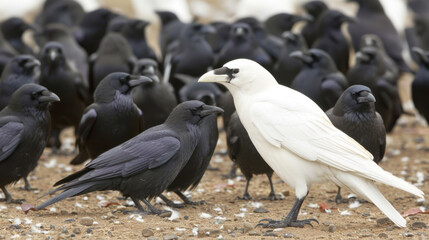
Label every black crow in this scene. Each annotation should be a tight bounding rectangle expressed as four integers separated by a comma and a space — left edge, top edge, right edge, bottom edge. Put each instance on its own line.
70, 72, 152, 165
226, 111, 277, 200
347, 46, 403, 132
347, 0, 411, 72
290, 49, 348, 111
206, 22, 231, 54
34, 24, 89, 87
312, 10, 354, 75
132, 59, 177, 130
178, 77, 222, 105
301, 0, 329, 47
156, 11, 187, 58
32, 101, 223, 215
215, 22, 272, 71
411, 47, 429, 122
90, 32, 136, 94
326, 85, 386, 203
0, 55, 40, 110
0, 84, 59, 203
218, 91, 235, 130
273, 32, 308, 87
39, 42, 89, 152
74, 8, 118, 54
35, 0, 84, 28
119, 19, 157, 61
0, 17, 35, 55
264, 13, 312, 38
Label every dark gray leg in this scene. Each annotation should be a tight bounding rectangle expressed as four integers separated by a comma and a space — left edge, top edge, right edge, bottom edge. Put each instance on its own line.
257, 193, 319, 228
335, 186, 348, 203
20, 177, 37, 191
142, 199, 171, 216
175, 191, 205, 205
159, 194, 185, 208
266, 173, 277, 201
238, 177, 252, 200
0, 186, 24, 204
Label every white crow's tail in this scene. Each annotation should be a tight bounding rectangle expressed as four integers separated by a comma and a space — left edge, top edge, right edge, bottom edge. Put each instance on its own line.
338, 174, 407, 227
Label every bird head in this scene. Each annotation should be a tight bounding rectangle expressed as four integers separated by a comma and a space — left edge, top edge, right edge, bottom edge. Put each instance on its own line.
265, 13, 313, 32
166, 100, 223, 125
333, 85, 376, 115
181, 23, 216, 42
360, 34, 385, 51
320, 10, 355, 30
8, 83, 60, 111
355, 46, 378, 64
290, 49, 336, 71
412, 47, 429, 68
94, 72, 152, 102
303, 1, 329, 18
4, 55, 41, 77
199, 59, 277, 95
121, 19, 150, 36
281, 31, 308, 49
41, 41, 66, 66
133, 59, 160, 83
230, 22, 254, 43
1, 17, 36, 38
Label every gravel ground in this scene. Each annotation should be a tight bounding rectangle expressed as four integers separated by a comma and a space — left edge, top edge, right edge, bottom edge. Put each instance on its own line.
0, 114, 428, 240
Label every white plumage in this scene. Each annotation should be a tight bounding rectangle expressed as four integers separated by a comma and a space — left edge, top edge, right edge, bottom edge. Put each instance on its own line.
199, 59, 424, 228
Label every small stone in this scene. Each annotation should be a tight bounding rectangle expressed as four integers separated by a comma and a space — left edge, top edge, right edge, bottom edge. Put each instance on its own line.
64, 218, 75, 223
403, 232, 414, 237
70, 233, 76, 237
284, 233, 295, 238
248, 231, 261, 236
412, 222, 427, 230
60, 210, 68, 215
358, 233, 373, 238
158, 211, 172, 218
9, 225, 22, 229
50, 225, 55, 230
211, 229, 222, 235
243, 222, 253, 233
72, 228, 81, 234
378, 233, 388, 238
264, 232, 278, 237
79, 217, 94, 226
61, 227, 68, 234
253, 207, 269, 213
184, 215, 189, 220
163, 234, 178, 240
86, 228, 94, 234
362, 213, 370, 217
328, 224, 336, 233
142, 228, 154, 237
376, 218, 392, 225
147, 237, 158, 240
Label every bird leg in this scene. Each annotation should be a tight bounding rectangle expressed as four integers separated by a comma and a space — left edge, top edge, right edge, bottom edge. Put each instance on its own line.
264, 174, 277, 201
0, 187, 24, 204
142, 199, 171, 216
257, 194, 318, 228
120, 197, 150, 215
334, 186, 348, 204
238, 178, 252, 200
159, 194, 185, 208
19, 177, 37, 191
175, 191, 205, 205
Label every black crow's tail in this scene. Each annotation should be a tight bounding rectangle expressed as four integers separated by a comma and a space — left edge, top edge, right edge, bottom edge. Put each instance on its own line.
70, 151, 90, 165
54, 168, 91, 186
35, 182, 95, 210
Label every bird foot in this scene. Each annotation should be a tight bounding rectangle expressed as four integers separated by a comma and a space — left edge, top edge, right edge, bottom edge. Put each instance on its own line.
206, 164, 219, 171
119, 209, 150, 215
0, 197, 25, 204
19, 186, 38, 191
237, 194, 252, 200
256, 218, 318, 228
333, 196, 349, 204
185, 200, 205, 206
165, 202, 185, 208
262, 193, 278, 201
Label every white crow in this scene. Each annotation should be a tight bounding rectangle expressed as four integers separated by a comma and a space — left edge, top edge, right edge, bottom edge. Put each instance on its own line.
198, 59, 424, 228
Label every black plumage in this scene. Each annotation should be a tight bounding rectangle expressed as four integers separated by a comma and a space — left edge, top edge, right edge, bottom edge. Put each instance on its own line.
34, 24, 89, 88
0, 31, 17, 74
132, 59, 177, 130
39, 42, 89, 151
215, 22, 272, 70
74, 8, 118, 55
35, 0, 84, 28
312, 10, 354, 74
90, 32, 136, 94
119, 19, 157, 61
301, 0, 328, 47
179, 79, 222, 105
326, 85, 386, 202
206, 21, 231, 54
347, 46, 403, 132
0, 17, 35, 55
290, 49, 348, 111
347, 0, 411, 72
218, 91, 235, 130
156, 11, 187, 58
226, 111, 277, 200
70, 72, 152, 165
273, 32, 308, 87
0, 84, 59, 203
411, 47, 429, 122
34, 101, 223, 215
264, 13, 312, 38
0, 55, 40, 110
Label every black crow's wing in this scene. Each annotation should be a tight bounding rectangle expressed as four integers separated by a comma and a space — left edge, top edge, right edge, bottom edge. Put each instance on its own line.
76, 108, 97, 148
0, 117, 24, 162
321, 72, 348, 108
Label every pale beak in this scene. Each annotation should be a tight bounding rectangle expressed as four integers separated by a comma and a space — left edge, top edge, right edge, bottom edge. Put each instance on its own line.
198, 68, 229, 83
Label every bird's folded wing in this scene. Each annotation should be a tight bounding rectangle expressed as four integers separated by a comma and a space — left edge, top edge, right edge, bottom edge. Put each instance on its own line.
80, 132, 180, 181
0, 118, 24, 162
249, 99, 400, 181
76, 108, 97, 147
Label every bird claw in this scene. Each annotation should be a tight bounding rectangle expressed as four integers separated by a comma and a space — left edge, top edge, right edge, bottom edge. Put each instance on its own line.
262, 193, 278, 201
0, 198, 25, 204
19, 186, 38, 191
187, 200, 205, 206
256, 218, 319, 228
237, 193, 252, 200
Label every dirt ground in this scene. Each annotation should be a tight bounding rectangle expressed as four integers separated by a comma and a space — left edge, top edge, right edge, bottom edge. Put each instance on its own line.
0, 112, 428, 240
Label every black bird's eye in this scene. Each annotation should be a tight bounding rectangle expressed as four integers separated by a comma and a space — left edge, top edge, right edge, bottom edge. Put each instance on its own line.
19, 59, 28, 66
31, 91, 39, 100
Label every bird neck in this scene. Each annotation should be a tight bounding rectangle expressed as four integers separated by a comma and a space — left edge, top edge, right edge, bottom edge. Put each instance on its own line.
357, 0, 385, 14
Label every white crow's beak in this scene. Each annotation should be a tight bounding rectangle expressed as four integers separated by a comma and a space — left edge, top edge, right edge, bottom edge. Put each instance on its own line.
198, 69, 227, 83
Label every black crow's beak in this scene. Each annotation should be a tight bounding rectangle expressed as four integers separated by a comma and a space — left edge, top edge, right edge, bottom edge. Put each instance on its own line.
128, 75, 153, 87
355, 51, 370, 62
39, 90, 60, 103
25, 59, 41, 69
412, 47, 429, 65
290, 51, 313, 64
357, 91, 376, 103
282, 31, 296, 41
200, 105, 224, 117
141, 65, 160, 83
